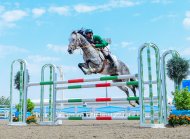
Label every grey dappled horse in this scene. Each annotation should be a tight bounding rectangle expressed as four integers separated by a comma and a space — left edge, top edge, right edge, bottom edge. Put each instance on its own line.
67, 31, 139, 106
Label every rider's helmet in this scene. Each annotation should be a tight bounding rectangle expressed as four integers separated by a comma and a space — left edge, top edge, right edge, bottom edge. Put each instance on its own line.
85, 29, 93, 35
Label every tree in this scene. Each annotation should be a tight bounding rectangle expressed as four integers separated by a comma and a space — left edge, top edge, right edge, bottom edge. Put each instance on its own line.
16, 99, 35, 112
0, 96, 10, 108
166, 55, 189, 90
14, 71, 30, 90
14, 71, 34, 112
173, 88, 190, 110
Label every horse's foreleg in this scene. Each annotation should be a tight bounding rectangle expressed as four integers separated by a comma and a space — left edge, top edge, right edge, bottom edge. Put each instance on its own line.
78, 63, 91, 75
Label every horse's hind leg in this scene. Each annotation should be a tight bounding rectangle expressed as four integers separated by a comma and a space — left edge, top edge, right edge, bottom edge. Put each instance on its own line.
128, 78, 139, 105
117, 86, 136, 107
128, 85, 139, 105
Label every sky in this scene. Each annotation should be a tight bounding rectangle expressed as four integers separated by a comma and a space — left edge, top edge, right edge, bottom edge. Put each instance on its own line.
0, 0, 190, 103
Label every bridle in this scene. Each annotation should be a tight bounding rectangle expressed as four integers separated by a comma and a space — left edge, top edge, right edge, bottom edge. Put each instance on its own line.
70, 32, 83, 50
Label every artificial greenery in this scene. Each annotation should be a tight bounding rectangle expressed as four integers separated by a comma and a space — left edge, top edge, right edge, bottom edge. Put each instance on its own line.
173, 88, 190, 110
166, 55, 189, 89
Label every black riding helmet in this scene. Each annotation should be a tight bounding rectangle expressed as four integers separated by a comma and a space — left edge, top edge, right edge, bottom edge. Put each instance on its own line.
85, 29, 93, 35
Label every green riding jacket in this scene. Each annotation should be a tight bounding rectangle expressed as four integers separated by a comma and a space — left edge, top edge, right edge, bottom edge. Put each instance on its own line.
92, 35, 108, 48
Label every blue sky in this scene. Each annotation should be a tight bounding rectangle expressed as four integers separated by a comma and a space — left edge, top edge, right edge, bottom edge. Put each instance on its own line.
0, 0, 190, 102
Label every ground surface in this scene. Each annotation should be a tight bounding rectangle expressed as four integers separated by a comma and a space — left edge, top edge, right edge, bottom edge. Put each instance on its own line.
0, 120, 190, 139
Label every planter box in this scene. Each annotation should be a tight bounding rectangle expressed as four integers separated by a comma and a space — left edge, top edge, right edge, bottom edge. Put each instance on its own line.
171, 110, 190, 116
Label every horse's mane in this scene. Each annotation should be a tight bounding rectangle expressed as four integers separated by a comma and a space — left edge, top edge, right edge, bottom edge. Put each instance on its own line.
70, 30, 90, 46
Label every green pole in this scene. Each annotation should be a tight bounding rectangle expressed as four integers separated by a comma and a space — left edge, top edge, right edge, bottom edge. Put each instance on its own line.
19, 62, 24, 122
147, 46, 154, 124
49, 66, 53, 121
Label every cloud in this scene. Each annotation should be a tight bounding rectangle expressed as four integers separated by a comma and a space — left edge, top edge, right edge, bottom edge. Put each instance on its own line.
186, 37, 190, 41
49, 6, 70, 16
160, 47, 175, 54
1, 10, 28, 22
120, 41, 133, 48
32, 8, 46, 18
181, 47, 190, 56
62, 65, 78, 73
0, 5, 5, 13
0, 44, 28, 58
151, 0, 173, 4
151, 13, 177, 22
47, 43, 81, 55
74, 5, 97, 13
47, 44, 68, 53
113, 41, 137, 50
27, 55, 60, 63
183, 11, 190, 29
74, 0, 139, 13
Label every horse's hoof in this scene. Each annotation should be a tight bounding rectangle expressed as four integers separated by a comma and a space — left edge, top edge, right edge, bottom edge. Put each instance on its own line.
86, 71, 91, 75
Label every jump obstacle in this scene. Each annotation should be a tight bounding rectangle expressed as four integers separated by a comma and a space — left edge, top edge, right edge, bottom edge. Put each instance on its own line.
9, 43, 179, 128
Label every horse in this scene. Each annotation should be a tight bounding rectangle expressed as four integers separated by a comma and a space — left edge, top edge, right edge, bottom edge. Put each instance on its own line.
67, 31, 139, 106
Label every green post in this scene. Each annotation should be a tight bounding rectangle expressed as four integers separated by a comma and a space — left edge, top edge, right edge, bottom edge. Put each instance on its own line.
49, 66, 53, 121
147, 46, 154, 124
19, 62, 24, 122
40, 64, 57, 125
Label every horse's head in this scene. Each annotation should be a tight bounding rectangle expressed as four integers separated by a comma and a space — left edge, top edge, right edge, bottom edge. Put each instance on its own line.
68, 31, 81, 54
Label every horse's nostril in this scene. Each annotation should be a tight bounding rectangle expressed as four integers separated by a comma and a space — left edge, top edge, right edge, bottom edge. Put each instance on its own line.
68, 49, 72, 54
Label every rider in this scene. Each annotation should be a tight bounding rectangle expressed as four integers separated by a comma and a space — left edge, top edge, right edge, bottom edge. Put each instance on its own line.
84, 29, 117, 68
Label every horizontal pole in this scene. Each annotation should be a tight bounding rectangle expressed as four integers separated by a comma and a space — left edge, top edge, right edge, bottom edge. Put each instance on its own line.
55, 74, 138, 84
56, 116, 140, 120
57, 97, 160, 103
56, 81, 139, 90
56, 116, 158, 121
27, 77, 156, 88
27, 74, 138, 87
56, 97, 159, 105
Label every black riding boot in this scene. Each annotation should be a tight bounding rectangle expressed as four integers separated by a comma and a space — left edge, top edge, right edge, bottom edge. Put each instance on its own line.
106, 54, 116, 68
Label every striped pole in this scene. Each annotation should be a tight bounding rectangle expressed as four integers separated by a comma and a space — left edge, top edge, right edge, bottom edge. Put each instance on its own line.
56, 96, 158, 103
56, 116, 160, 121
49, 66, 53, 121
56, 81, 138, 90
28, 74, 137, 87
147, 46, 154, 124
57, 116, 140, 120
19, 62, 24, 122
161, 50, 179, 125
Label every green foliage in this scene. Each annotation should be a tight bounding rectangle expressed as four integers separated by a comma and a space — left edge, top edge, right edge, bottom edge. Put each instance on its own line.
0, 96, 10, 108
166, 55, 189, 88
16, 99, 35, 112
173, 88, 190, 110
27, 99, 35, 112
14, 71, 30, 90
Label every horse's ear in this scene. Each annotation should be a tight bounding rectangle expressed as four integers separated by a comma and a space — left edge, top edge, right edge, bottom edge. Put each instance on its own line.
71, 30, 77, 34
